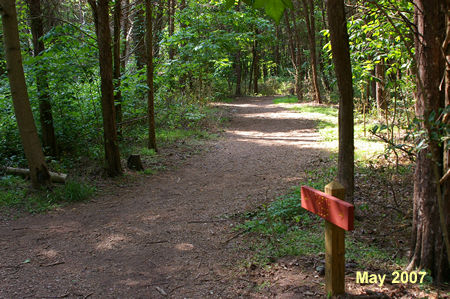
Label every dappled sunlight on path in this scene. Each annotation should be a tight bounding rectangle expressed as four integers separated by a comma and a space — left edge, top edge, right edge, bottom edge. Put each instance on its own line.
0, 96, 332, 298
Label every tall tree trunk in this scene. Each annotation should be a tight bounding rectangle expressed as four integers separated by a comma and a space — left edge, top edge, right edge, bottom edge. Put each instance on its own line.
0, 0, 51, 188
248, 51, 253, 93
302, 0, 322, 103
444, 2, 450, 259
113, 0, 122, 131
133, 0, 146, 69
285, 9, 303, 102
153, 0, 164, 58
27, 0, 57, 157
319, 1, 331, 92
292, 9, 305, 102
375, 58, 387, 117
145, 0, 157, 151
253, 36, 259, 94
235, 49, 242, 96
121, 0, 130, 70
327, 0, 354, 203
168, 0, 176, 60
408, 0, 449, 281
89, 0, 123, 176
274, 24, 280, 76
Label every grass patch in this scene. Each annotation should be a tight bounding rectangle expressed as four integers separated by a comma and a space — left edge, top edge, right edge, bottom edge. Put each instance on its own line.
140, 147, 157, 156
157, 128, 216, 143
218, 97, 234, 103
142, 168, 157, 175
289, 105, 338, 117
238, 186, 323, 265
240, 103, 407, 272
239, 165, 407, 270
284, 105, 385, 161
272, 96, 298, 104
0, 175, 95, 214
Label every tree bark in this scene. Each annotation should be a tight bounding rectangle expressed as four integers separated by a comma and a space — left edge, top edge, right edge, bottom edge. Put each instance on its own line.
145, 0, 157, 151
27, 0, 57, 157
375, 58, 387, 117
327, 0, 354, 203
319, 1, 331, 92
89, 0, 123, 176
408, 0, 448, 281
274, 24, 280, 76
253, 35, 259, 94
0, 0, 51, 188
285, 10, 303, 102
168, 0, 176, 60
444, 3, 450, 263
302, 0, 322, 103
133, 0, 146, 69
153, 0, 164, 59
291, 9, 304, 102
121, 0, 130, 70
235, 49, 242, 96
113, 0, 122, 131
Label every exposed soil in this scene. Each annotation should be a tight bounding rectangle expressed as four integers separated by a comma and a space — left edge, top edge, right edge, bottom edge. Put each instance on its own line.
0, 97, 446, 298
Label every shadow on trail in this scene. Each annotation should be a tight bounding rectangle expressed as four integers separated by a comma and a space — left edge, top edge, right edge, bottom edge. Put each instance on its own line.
0, 96, 337, 298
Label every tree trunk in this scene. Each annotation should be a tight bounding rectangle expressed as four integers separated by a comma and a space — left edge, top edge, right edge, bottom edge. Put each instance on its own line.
121, 0, 130, 70
168, 0, 176, 60
274, 24, 280, 76
253, 36, 259, 94
235, 49, 242, 96
113, 0, 122, 131
285, 11, 302, 102
327, 0, 354, 203
133, 0, 146, 69
302, 0, 322, 103
153, 0, 164, 59
145, 0, 157, 151
444, 3, 450, 261
319, 2, 331, 92
292, 9, 305, 102
408, 0, 448, 281
248, 50, 253, 93
0, 0, 51, 188
375, 58, 387, 117
89, 0, 123, 176
27, 0, 57, 157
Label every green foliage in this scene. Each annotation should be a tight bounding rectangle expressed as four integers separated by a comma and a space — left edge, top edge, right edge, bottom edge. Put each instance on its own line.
225, 0, 293, 23
0, 175, 95, 214
240, 162, 410, 269
258, 77, 288, 95
140, 148, 157, 156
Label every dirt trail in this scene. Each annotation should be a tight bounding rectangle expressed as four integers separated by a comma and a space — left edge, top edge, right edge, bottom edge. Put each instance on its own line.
0, 96, 330, 298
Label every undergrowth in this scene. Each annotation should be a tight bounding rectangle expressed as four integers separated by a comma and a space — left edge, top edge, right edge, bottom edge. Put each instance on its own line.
0, 175, 95, 214
240, 102, 412, 273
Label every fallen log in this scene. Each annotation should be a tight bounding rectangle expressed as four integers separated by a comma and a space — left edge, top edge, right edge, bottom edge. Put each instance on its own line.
2, 167, 67, 184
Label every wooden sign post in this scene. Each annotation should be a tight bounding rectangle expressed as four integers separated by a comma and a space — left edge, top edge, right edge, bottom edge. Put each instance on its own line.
301, 181, 354, 296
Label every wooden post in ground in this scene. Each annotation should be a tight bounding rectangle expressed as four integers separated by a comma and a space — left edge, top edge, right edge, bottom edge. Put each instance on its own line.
324, 181, 346, 296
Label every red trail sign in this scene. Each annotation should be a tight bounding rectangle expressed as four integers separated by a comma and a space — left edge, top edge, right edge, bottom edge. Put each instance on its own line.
301, 186, 354, 231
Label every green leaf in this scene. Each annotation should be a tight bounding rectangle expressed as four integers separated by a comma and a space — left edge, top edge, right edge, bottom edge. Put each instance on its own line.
253, 0, 292, 23
224, 0, 236, 10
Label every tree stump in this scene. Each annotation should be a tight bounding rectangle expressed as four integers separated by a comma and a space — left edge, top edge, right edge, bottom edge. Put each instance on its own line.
127, 154, 144, 171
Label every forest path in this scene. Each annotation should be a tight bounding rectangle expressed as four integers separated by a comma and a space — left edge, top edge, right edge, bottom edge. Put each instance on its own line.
0, 96, 330, 298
